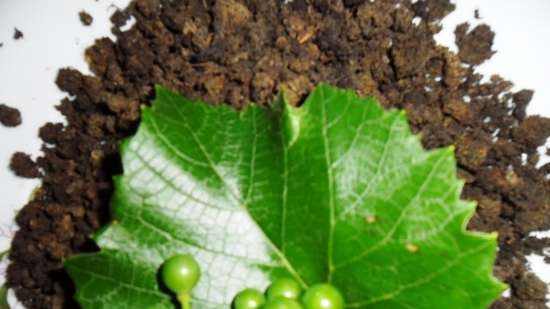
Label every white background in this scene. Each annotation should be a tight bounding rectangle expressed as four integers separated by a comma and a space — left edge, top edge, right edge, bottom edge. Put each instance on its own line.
0, 0, 548, 307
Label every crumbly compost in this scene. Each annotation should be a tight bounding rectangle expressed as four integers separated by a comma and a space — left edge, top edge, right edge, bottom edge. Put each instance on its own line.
9, 152, 41, 179
455, 22, 495, 65
78, 11, 94, 26
0, 103, 22, 127
7, 1, 550, 309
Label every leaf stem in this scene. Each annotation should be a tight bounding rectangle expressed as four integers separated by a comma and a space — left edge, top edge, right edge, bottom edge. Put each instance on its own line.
177, 293, 191, 309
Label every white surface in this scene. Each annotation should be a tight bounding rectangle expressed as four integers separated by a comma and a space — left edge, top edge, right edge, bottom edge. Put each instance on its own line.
0, 0, 548, 307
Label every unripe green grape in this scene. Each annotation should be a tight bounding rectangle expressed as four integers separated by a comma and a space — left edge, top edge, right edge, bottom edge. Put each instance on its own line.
233, 288, 266, 309
302, 284, 344, 309
161, 254, 201, 295
263, 297, 304, 309
266, 278, 302, 300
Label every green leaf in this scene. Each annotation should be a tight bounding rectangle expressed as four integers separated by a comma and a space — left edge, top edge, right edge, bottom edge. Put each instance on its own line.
0, 285, 8, 309
1, 251, 10, 309
65, 84, 505, 309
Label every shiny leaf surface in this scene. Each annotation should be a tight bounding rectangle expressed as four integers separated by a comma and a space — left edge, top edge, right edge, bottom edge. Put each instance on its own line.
66, 85, 505, 309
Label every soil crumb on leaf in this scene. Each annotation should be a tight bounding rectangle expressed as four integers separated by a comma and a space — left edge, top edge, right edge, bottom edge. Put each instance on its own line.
0, 103, 22, 127
79, 11, 94, 26
6, 1, 550, 309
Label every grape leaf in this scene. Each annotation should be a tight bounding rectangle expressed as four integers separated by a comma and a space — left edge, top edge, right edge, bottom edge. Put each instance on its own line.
65, 84, 506, 309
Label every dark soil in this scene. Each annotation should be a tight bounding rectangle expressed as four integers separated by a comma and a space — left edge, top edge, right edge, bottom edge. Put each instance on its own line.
10, 152, 41, 179
78, 11, 94, 26
6, 1, 550, 309
475, 9, 481, 19
0, 103, 22, 127
13, 28, 23, 40
455, 23, 496, 65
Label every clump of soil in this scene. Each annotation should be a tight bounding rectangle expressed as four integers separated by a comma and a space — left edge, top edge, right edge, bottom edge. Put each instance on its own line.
13, 28, 23, 40
0, 103, 22, 127
9, 152, 41, 179
455, 23, 496, 65
78, 11, 93, 26
6, 1, 550, 309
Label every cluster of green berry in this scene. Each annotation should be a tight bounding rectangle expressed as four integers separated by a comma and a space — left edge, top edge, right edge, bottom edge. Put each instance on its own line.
234, 278, 344, 309
160, 254, 344, 309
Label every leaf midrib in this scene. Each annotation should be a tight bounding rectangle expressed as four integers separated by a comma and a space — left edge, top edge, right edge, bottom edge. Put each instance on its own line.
319, 89, 337, 283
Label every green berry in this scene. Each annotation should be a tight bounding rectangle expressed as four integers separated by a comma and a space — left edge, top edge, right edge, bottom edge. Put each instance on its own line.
302, 284, 344, 309
161, 254, 201, 295
267, 278, 303, 300
263, 298, 303, 309
233, 288, 266, 309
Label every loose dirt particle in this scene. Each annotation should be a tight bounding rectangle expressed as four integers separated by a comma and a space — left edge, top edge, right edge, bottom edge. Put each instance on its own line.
512, 116, 550, 149
0, 103, 22, 127
455, 23, 496, 65
79, 11, 94, 26
513, 89, 534, 120
6, 1, 549, 309
10, 152, 40, 178
13, 28, 23, 40
475, 9, 481, 19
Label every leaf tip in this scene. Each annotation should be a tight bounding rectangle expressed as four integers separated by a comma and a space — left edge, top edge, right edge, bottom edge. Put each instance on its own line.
497, 281, 509, 293
315, 82, 334, 91
277, 84, 290, 104
154, 84, 170, 95
414, 133, 423, 143
91, 222, 113, 243
282, 102, 302, 148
